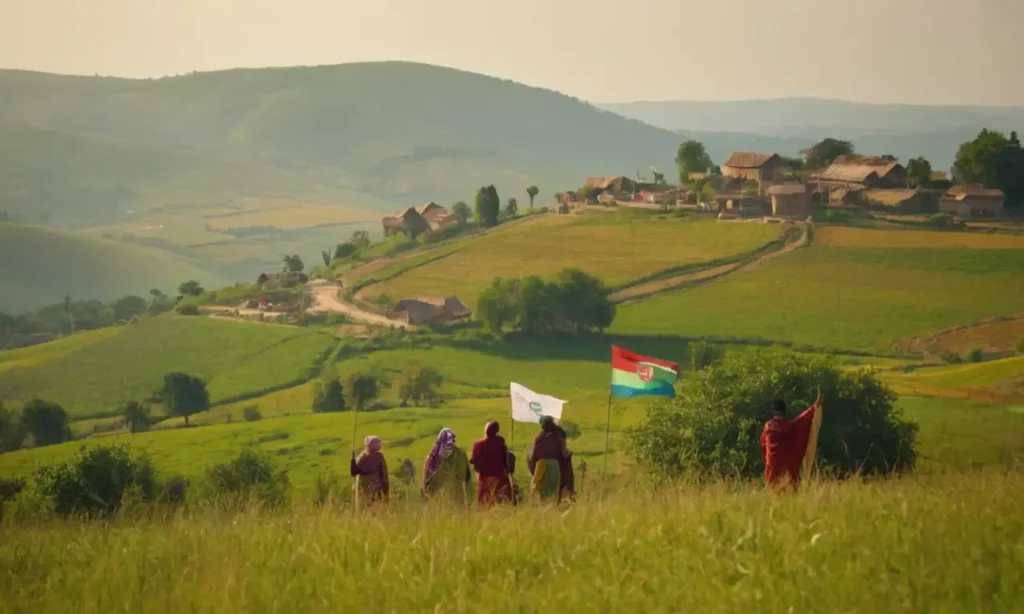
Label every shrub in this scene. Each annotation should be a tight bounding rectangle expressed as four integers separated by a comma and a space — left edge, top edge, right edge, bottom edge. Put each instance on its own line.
312, 379, 346, 413
313, 474, 344, 506
243, 405, 263, 422
175, 305, 200, 316
122, 400, 151, 433
21, 399, 71, 447
206, 448, 289, 506
0, 402, 26, 452
967, 347, 984, 363
34, 445, 156, 517
627, 352, 918, 480
398, 363, 445, 407
346, 372, 385, 412
939, 351, 963, 364
689, 341, 726, 371
159, 476, 189, 506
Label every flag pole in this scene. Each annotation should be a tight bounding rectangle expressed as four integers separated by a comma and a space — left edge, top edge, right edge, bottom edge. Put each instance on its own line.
508, 400, 517, 505
602, 388, 613, 486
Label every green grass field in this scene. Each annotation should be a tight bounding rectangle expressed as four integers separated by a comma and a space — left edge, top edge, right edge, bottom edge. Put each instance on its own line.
358, 213, 785, 304
0, 316, 337, 417
613, 232, 1024, 350
2, 472, 1021, 613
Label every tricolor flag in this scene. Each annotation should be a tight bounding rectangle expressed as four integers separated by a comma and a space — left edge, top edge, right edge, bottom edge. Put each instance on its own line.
610, 345, 680, 398
510, 382, 566, 423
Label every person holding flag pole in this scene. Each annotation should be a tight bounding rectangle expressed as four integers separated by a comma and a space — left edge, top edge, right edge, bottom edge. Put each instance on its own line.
604, 346, 681, 481
509, 383, 569, 502
761, 387, 824, 491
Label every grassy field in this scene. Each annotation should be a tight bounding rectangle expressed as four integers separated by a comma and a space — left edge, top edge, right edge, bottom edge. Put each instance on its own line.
880, 356, 1024, 403
0, 316, 337, 417
614, 228, 1024, 350
358, 213, 785, 304
0, 222, 226, 312
1, 472, 1022, 613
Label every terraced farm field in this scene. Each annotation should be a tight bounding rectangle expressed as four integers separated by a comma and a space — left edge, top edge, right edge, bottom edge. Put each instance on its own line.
614, 227, 1024, 350
0, 316, 337, 416
357, 213, 786, 305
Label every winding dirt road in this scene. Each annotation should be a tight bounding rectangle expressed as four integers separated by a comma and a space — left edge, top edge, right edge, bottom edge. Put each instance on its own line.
306, 280, 410, 329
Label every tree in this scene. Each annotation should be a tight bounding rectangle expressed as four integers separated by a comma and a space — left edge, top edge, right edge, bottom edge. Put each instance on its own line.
351, 230, 371, 249
452, 201, 472, 225
320, 250, 331, 267
0, 402, 26, 452
121, 401, 151, 433
158, 372, 209, 427
505, 197, 518, 217
111, 295, 148, 322
550, 268, 616, 334
334, 242, 358, 260
312, 379, 346, 413
476, 277, 520, 334
627, 353, 918, 479
804, 138, 854, 169
906, 157, 933, 188
675, 140, 713, 184
21, 400, 72, 446
779, 156, 805, 171
398, 363, 445, 407
282, 254, 304, 273
475, 185, 501, 227
178, 280, 204, 297
148, 289, 174, 316
526, 185, 539, 208
953, 129, 1024, 206
346, 372, 383, 412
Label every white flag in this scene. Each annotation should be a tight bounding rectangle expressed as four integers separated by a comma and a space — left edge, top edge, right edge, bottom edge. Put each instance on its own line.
509, 382, 566, 423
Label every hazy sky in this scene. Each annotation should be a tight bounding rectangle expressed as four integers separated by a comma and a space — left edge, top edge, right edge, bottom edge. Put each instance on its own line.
2, 0, 1022, 105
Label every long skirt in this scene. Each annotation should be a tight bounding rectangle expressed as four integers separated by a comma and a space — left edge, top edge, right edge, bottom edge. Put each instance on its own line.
477, 475, 513, 506
531, 458, 561, 502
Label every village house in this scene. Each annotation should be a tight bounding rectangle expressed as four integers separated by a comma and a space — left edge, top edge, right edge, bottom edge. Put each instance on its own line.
766, 183, 812, 218
382, 206, 430, 238
721, 152, 783, 183
939, 184, 1005, 219
416, 202, 456, 231
256, 271, 308, 290
714, 194, 770, 216
811, 155, 907, 189
584, 176, 636, 198
862, 188, 938, 214
829, 184, 866, 206
387, 296, 472, 326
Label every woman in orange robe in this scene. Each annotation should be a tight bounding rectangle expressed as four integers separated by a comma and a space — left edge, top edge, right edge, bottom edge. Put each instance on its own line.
760, 390, 822, 490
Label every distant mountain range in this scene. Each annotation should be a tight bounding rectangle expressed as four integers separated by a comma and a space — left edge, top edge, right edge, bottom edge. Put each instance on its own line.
598, 98, 1024, 169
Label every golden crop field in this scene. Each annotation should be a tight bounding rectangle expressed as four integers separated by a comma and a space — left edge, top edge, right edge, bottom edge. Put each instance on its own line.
362, 214, 784, 304
203, 202, 378, 230
814, 225, 1024, 249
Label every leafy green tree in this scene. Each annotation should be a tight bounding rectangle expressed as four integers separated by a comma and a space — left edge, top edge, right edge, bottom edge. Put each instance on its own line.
121, 400, 151, 433
398, 363, 445, 407
550, 268, 615, 334
282, 254, 304, 273
334, 242, 358, 259
906, 157, 933, 188
514, 276, 558, 336
178, 280, 204, 297
158, 372, 209, 427
452, 201, 472, 225
476, 277, 520, 334
953, 129, 1024, 206
346, 372, 383, 412
475, 185, 501, 227
312, 378, 346, 413
627, 353, 918, 479
804, 138, 854, 169
111, 295, 148, 322
148, 289, 174, 316
351, 230, 371, 249
526, 185, 539, 208
21, 399, 72, 446
505, 197, 518, 217
675, 140, 713, 184
0, 402, 26, 452
779, 156, 805, 171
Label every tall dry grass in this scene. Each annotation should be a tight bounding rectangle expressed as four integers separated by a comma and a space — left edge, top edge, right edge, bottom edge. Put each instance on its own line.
2, 471, 1022, 613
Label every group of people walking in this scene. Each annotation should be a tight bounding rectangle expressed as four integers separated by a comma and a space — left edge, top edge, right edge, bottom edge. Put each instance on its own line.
349, 416, 575, 507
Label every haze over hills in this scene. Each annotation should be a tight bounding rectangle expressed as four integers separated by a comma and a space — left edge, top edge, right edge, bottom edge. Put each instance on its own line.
598, 98, 1024, 169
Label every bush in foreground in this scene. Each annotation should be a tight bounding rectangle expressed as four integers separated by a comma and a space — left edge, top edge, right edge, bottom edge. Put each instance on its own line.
34, 445, 156, 517
627, 352, 918, 479
206, 448, 289, 506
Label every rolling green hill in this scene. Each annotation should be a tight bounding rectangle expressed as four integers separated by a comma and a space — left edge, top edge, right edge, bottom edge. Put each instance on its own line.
0, 222, 226, 311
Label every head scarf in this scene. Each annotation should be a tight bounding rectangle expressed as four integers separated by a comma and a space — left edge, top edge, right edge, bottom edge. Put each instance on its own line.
539, 415, 556, 433
485, 420, 500, 438
364, 435, 382, 453
425, 428, 456, 480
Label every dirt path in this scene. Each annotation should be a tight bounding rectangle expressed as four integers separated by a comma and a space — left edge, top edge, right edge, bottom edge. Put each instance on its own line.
611, 223, 810, 304
306, 280, 409, 329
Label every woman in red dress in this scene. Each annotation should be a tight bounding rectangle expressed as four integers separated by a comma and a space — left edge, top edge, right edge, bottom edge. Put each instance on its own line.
470, 420, 514, 506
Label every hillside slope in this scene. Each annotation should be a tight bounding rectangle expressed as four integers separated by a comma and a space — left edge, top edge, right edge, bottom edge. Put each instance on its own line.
0, 222, 226, 311
0, 62, 686, 217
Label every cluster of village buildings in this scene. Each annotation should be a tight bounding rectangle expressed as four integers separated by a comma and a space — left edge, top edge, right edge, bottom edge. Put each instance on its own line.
574, 152, 1006, 220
